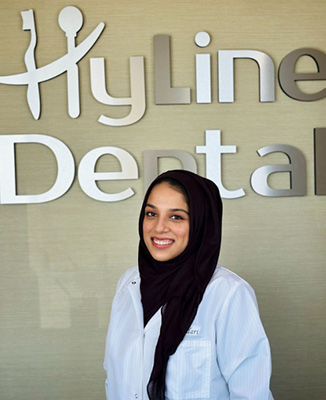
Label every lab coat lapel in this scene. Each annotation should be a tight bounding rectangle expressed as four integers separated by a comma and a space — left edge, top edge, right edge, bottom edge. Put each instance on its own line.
128, 276, 144, 332
144, 308, 162, 333
127, 274, 162, 334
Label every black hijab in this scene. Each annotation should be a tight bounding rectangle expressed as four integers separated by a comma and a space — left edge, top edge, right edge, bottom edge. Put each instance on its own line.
138, 170, 223, 400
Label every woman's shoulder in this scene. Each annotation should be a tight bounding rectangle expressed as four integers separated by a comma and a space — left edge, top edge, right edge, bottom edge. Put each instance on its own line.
207, 265, 256, 299
199, 266, 260, 321
115, 265, 139, 292
210, 265, 247, 283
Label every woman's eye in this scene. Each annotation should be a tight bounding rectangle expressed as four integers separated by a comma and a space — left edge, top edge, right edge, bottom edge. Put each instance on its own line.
171, 215, 183, 220
146, 211, 156, 217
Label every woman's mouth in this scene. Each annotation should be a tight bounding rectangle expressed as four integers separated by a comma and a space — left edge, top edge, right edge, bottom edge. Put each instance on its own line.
152, 238, 174, 248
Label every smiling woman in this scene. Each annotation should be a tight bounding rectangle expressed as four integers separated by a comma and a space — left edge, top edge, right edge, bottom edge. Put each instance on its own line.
104, 169, 274, 400
143, 181, 190, 262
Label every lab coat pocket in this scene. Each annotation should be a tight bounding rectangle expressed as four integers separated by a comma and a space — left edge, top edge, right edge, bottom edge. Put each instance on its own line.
166, 340, 211, 400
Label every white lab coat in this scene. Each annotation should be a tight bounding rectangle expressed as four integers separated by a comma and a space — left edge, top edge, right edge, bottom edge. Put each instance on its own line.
104, 265, 274, 400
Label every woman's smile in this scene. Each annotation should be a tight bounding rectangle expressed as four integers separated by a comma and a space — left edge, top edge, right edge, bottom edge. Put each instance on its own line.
143, 182, 190, 262
152, 237, 174, 248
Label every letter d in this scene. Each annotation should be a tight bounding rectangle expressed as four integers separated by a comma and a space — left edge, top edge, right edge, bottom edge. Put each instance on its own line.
0, 134, 75, 204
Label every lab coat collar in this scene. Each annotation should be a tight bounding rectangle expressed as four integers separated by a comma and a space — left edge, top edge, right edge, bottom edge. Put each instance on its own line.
127, 272, 161, 333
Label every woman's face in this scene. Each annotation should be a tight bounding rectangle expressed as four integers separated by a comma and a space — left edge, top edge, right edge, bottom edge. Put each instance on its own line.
143, 182, 190, 262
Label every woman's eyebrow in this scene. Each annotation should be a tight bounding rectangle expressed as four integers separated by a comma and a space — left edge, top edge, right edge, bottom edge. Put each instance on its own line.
170, 208, 189, 215
145, 204, 189, 215
145, 203, 156, 209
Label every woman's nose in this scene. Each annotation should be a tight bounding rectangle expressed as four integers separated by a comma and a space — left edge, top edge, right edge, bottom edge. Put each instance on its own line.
154, 217, 168, 233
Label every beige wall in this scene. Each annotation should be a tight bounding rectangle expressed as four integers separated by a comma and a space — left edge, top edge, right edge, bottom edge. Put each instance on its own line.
0, 0, 325, 399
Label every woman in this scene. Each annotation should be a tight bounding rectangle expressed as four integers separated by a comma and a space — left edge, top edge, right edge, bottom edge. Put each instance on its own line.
104, 170, 273, 400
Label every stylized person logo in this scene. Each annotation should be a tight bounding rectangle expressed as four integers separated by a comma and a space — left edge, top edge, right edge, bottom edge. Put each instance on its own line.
0, 6, 105, 119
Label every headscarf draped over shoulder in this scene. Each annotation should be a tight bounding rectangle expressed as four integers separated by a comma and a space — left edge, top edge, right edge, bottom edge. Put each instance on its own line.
138, 170, 222, 400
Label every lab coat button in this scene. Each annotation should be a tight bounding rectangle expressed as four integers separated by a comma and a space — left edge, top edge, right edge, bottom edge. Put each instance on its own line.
132, 281, 136, 284
134, 394, 138, 398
